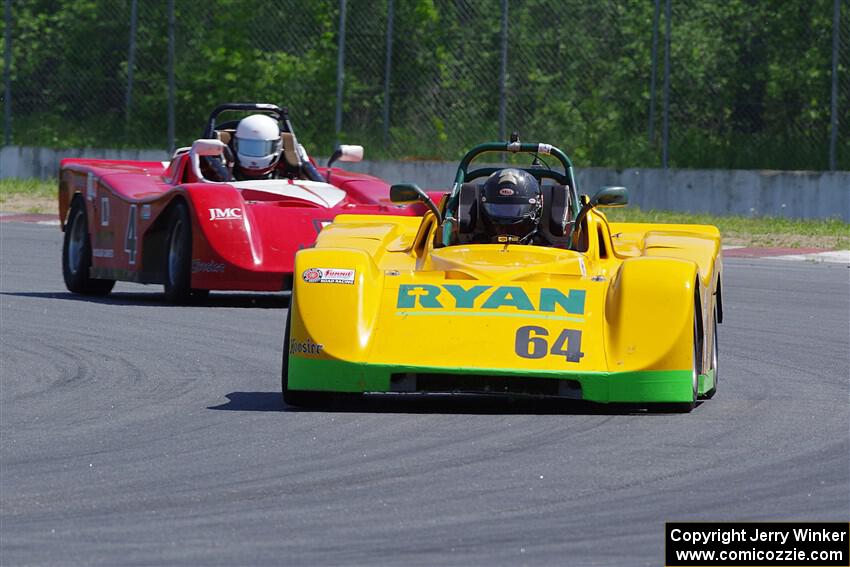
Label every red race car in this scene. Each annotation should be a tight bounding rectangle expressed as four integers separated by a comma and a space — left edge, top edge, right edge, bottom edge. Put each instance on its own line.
59, 103, 432, 301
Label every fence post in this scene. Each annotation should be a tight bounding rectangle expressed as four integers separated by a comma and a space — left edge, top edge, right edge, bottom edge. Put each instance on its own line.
125, 0, 138, 129
829, 0, 840, 171
3, 0, 11, 146
498, 0, 508, 140
648, 0, 661, 144
335, 0, 347, 147
661, 0, 671, 169
167, 0, 175, 154
382, 0, 394, 149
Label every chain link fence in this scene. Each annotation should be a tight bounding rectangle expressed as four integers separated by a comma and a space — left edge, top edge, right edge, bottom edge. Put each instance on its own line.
2, 0, 847, 170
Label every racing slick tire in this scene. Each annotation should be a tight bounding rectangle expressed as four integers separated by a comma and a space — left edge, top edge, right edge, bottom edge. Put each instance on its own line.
163, 202, 208, 303
656, 303, 701, 413
62, 197, 115, 296
702, 307, 719, 399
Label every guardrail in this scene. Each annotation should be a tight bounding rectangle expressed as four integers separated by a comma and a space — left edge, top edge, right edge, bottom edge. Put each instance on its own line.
2, 145, 848, 221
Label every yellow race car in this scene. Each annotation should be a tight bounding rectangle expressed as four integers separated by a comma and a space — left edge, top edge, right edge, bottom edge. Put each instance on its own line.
282, 141, 722, 412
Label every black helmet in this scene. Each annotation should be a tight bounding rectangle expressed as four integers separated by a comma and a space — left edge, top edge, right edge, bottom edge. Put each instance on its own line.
480, 168, 542, 243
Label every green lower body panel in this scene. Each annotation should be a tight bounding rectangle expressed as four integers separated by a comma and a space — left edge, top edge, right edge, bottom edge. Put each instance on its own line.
288, 356, 703, 403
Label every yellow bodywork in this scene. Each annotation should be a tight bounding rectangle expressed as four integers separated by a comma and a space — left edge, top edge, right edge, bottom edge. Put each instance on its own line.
287, 208, 722, 404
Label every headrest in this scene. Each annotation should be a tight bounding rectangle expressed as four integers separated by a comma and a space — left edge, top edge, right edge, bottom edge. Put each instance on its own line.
457, 183, 480, 234
281, 133, 300, 167
215, 130, 232, 145
542, 184, 570, 237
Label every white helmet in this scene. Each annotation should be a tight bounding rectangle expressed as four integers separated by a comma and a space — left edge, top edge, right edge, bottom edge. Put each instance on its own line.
234, 114, 282, 177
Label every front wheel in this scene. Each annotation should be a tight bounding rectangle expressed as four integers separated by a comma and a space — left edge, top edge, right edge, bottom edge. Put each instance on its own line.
163, 202, 207, 303
703, 307, 719, 399
281, 305, 336, 408
655, 305, 700, 413
62, 198, 115, 295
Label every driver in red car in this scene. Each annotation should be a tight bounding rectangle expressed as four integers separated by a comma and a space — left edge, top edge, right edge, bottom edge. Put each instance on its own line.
232, 114, 283, 180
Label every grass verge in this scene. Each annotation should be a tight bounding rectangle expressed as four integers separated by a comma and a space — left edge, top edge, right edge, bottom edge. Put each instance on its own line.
603, 207, 849, 250
0, 178, 57, 214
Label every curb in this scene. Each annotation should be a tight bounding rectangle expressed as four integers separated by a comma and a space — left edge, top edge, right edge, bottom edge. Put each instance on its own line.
0, 213, 60, 225
722, 246, 849, 264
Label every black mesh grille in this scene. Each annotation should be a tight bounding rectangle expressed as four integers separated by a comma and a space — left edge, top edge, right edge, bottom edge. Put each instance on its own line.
390, 373, 581, 399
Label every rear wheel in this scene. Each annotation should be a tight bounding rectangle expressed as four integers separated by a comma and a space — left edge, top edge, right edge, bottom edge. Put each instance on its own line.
62, 198, 115, 295
163, 202, 207, 303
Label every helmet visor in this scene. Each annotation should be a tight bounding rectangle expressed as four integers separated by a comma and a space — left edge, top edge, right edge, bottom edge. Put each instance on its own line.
482, 202, 537, 224
237, 138, 281, 158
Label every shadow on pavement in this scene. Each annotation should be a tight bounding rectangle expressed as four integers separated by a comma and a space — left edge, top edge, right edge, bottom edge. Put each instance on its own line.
208, 391, 701, 416
208, 392, 284, 412
0, 291, 290, 309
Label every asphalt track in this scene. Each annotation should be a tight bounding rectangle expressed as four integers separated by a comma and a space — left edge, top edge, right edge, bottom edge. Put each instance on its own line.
1, 221, 848, 566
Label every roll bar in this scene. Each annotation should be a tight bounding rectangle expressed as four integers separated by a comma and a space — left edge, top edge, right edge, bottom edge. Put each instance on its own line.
447, 141, 582, 223
201, 102, 323, 183
202, 102, 293, 138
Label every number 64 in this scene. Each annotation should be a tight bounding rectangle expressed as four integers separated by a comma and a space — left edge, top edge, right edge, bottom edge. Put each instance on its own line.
514, 326, 584, 363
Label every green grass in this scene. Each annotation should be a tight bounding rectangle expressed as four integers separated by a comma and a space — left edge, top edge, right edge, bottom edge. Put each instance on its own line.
604, 207, 850, 249
0, 178, 57, 214
0, 178, 56, 199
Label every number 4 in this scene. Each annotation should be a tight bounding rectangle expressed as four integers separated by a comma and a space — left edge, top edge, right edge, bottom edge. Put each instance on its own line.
550, 329, 584, 363
124, 204, 138, 264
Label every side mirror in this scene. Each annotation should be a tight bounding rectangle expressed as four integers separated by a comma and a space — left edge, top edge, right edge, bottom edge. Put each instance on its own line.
389, 183, 424, 203
189, 138, 230, 182
337, 145, 363, 163
192, 138, 228, 157
570, 186, 629, 248
590, 186, 628, 208
327, 144, 364, 169
390, 183, 441, 221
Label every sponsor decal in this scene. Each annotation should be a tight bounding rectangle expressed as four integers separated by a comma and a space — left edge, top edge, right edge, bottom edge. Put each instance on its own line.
302, 268, 322, 282
92, 248, 114, 258
499, 187, 515, 196
208, 207, 243, 221
396, 284, 586, 315
289, 338, 324, 355
141, 204, 152, 220
192, 259, 225, 273
301, 268, 355, 284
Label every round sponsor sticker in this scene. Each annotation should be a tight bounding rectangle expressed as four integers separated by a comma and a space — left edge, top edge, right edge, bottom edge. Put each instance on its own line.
302, 268, 322, 282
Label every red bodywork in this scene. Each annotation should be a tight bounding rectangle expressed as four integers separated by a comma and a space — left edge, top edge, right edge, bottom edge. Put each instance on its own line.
58, 153, 438, 291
